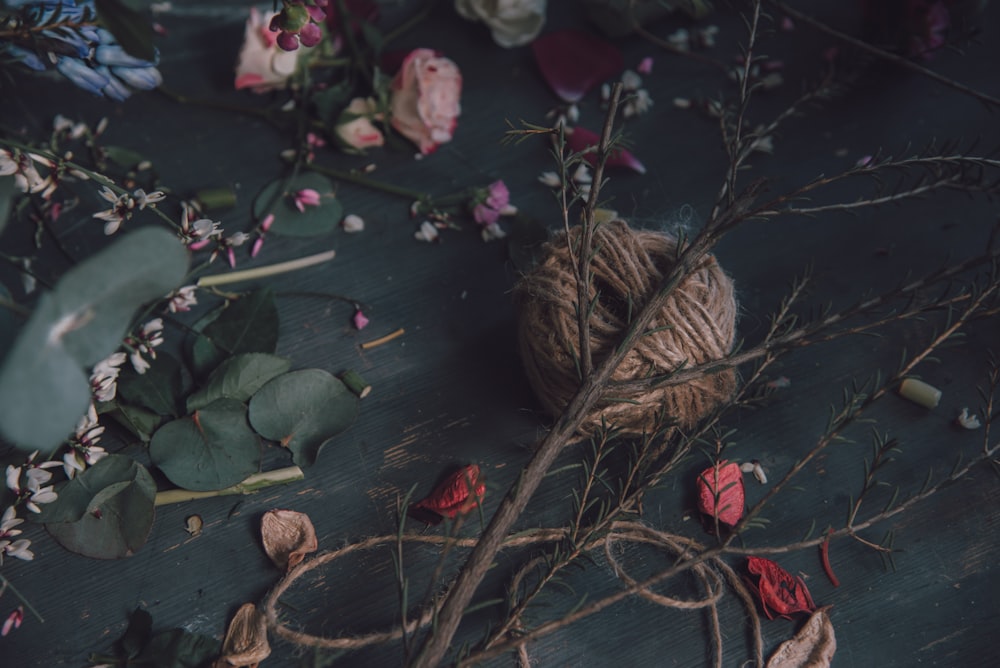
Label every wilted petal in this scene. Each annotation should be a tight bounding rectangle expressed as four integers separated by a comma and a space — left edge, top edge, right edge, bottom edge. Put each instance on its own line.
565, 126, 646, 174
216, 603, 271, 667
696, 460, 744, 528
261, 509, 318, 571
408, 464, 485, 525
746, 556, 817, 620
766, 607, 836, 667
531, 29, 623, 103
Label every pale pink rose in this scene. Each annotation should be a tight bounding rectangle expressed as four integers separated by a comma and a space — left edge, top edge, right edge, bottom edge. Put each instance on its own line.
335, 97, 385, 149
234, 8, 304, 93
390, 49, 462, 155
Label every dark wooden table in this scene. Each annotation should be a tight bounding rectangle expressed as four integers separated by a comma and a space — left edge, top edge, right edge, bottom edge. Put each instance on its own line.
2, 1, 999, 666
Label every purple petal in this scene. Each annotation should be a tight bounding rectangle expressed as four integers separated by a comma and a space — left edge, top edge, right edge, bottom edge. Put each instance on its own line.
565, 126, 646, 174
532, 30, 623, 103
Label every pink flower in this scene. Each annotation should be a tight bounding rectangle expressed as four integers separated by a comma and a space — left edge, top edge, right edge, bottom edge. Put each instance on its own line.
352, 309, 370, 330
2, 607, 23, 637
472, 180, 516, 230
335, 97, 385, 150
234, 8, 304, 93
390, 48, 462, 155
293, 188, 322, 212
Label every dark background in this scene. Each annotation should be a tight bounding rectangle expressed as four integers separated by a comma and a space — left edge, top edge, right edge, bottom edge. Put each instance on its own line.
1, 0, 998, 666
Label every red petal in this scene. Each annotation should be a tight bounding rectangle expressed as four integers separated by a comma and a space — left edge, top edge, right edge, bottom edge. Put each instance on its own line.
746, 557, 817, 620
532, 30, 623, 103
696, 460, 745, 527
409, 465, 485, 524
565, 126, 646, 174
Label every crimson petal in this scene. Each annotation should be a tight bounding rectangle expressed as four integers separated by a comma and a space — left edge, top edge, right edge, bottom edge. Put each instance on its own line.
532, 29, 623, 103
565, 126, 646, 174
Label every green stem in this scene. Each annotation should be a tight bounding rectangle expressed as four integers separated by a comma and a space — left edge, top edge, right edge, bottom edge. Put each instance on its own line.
304, 162, 427, 200
154, 466, 305, 506
0, 574, 45, 623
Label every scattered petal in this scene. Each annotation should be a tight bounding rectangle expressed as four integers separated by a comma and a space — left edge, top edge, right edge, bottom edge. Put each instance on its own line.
414, 220, 440, 242
353, 309, 370, 330
538, 171, 561, 188
408, 464, 485, 525
342, 213, 365, 233
637, 56, 653, 75
746, 556, 817, 620
184, 515, 203, 537
565, 126, 646, 174
216, 603, 271, 667
696, 460, 745, 528
956, 407, 982, 430
260, 509, 318, 572
531, 29, 623, 103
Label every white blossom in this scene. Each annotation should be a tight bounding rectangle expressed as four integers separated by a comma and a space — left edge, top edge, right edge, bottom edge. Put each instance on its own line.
538, 171, 562, 188
414, 221, 440, 242
166, 285, 198, 313
90, 352, 127, 402
956, 407, 982, 430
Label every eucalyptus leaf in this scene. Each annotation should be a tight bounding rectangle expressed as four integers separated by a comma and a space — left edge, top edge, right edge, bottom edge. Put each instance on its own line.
0, 227, 188, 451
118, 352, 184, 417
44, 455, 156, 559
94, 0, 156, 61
0, 175, 14, 237
187, 353, 291, 412
120, 608, 153, 660
189, 288, 279, 379
248, 369, 358, 467
138, 628, 221, 668
0, 284, 21, 361
149, 398, 261, 491
109, 402, 162, 442
251, 173, 341, 237
103, 145, 146, 169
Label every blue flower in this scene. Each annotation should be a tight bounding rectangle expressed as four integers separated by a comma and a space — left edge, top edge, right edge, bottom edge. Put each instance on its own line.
0, 0, 162, 99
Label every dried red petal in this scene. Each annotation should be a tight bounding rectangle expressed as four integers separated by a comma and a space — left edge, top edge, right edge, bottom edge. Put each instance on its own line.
532, 29, 623, 103
696, 460, 745, 528
409, 464, 485, 525
746, 556, 817, 620
565, 126, 647, 174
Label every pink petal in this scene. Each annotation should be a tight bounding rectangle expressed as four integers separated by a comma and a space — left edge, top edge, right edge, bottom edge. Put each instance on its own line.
637, 56, 653, 75
352, 309, 370, 330
565, 126, 646, 174
532, 30, 623, 103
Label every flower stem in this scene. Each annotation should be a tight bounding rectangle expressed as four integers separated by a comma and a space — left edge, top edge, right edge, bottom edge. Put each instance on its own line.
304, 162, 427, 200
154, 466, 305, 506
196, 249, 336, 288
0, 574, 45, 623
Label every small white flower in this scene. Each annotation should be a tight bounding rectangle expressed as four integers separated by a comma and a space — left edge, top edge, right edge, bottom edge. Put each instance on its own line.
480, 222, 507, 242
623, 89, 653, 118
130, 350, 151, 375
572, 163, 592, 184
226, 232, 250, 247
620, 69, 642, 91
342, 214, 365, 233
1, 506, 23, 536
5, 465, 19, 494
166, 285, 198, 313
667, 28, 690, 51
133, 189, 165, 209
538, 171, 562, 188
25, 485, 57, 513
565, 104, 580, 124
1, 538, 34, 562
672, 97, 692, 109
414, 221, 440, 242
956, 407, 982, 430
90, 352, 127, 402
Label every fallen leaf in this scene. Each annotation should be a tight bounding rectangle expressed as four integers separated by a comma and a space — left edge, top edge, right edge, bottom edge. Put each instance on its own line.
260, 509, 318, 572
213, 603, 271, 668
766, 606, 836, 667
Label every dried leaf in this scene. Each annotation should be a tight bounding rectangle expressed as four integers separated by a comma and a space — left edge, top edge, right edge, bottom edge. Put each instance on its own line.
746, 556, 817, 620
766, 607, 836, 667
408, 464, 486, 525
260, 509, 318, 572
213, 603, 271, 668
696, 460, 745, 528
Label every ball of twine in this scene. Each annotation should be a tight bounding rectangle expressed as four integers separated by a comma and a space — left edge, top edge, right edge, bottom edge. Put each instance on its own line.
514, 219, 737, 435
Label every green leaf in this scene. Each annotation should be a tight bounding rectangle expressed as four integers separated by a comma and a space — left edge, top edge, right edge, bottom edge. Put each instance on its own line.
0, 227, 188, 452
249, 369, 358, 467
187, 353, 291, 412
138, 628, 220, 668
43, 455, 156, 559
120, 608, 153, 660
102, 145, 147, 169
0, 174, 14, 237
312, 81, 354, 126
252, 173, 342, 237
109, 402, 163, 442
94, 0, 156, 62
149, 398, 261, 491
117, 352, 184, 417
189, 288, 279, 379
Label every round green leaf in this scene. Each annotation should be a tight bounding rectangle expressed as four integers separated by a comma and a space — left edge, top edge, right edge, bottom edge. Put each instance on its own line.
117, 352, 184, 417
248, 369, 358, 467
149, 398, 261, 491
43, 454, 156, 559
187, 353, 291, 412
252, 173, 342, 237
188, 288, 279, 379
0, 227, 188, 452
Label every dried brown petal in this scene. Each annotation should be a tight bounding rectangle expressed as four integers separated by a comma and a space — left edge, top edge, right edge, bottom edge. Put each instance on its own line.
766, 606, 836, 668
185, 515, 203, 536
214, 603, 271, 668
261, 509, 318, 572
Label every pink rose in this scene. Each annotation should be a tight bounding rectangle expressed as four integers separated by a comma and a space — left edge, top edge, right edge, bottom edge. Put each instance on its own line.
335, 97, 385, 150
390, 48, 462, 155
234, 7, 305, 92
